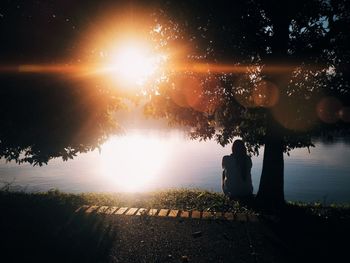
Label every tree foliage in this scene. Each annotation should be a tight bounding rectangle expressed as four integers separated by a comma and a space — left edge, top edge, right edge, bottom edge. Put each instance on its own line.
145, 0, 350, 154
0, 75, 121, 165
142, 0, 350, 205
0, 0, 349, 176
0, 0, 127, 165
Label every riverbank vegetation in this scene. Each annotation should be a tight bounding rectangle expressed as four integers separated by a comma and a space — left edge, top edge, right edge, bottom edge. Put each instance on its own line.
1, 188, 350, 262
1, 187, 350, 219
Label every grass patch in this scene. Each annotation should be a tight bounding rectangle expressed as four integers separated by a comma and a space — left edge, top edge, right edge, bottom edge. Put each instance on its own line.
78, 189, 248, 212
1, 188, 350, 262
0, 188, 251, 212
2, 187, 350, 218
286, 200, 350, 220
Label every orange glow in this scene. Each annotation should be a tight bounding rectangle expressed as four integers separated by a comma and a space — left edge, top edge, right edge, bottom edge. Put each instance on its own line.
252, 80, 279, 108
272, 101, 319, 131
173, 63, 320, 74
168, 75, 221, 113
170, 76, 202, 108
234, 79, 279, 108
0, 7, 329, 88
317, 97, 343, 124
0, 63, 324, 75
0, 64, 101, 75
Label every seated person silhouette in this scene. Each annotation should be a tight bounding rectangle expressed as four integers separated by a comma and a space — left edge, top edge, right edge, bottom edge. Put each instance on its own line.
222, 139, 253, 200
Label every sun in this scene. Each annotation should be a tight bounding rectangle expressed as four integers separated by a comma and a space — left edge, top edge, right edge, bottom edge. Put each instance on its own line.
114, 44, 156, 85
106, 41, 166, 87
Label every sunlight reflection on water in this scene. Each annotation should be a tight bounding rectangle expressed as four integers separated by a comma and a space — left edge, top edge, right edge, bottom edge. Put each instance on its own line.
0, 129, 350, 204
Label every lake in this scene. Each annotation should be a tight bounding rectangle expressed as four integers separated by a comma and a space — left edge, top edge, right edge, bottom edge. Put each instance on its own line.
1, 129, 350, 204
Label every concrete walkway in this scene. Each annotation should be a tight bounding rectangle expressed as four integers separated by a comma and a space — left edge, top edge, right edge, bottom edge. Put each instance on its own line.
74, 205, 288, 262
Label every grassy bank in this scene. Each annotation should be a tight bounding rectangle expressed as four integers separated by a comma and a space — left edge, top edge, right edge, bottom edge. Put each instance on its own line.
0, 188, 247, 213
1, 188, 350, 262
1, 188, 350, 216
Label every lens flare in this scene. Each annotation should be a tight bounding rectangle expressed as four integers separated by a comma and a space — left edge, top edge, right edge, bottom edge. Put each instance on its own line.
107, 42, 161, 86
317, 97, 342, 124
252, 80, 279, 108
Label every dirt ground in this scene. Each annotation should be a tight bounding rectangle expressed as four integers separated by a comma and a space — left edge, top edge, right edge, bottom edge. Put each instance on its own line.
1, 195, 349, 262
104, 215, 287, 263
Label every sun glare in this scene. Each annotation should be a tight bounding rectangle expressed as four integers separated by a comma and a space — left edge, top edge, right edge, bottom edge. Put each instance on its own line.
106, 41, 166, 87
99, 134, 169, 192
114, 44, 155, 84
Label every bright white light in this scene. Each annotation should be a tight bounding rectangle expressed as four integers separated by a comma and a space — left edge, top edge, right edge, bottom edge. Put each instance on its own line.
110, 42, 161, 86
99, 134, 169, 192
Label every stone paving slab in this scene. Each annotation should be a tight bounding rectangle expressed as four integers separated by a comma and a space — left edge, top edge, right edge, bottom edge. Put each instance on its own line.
168, 210, 179, 217
125, 208, 138, 216
85, 205, 99, 213
148, 209, 158, 216
105, 206, 118, 215
75, 205, 89, 213
135, 208, 147, 216
191, 210, 201, 219
96, 206, 109, 213
76, 205, 259, 222
158, 209, 169, 217
213, 212, 223, 219
223, 212, 234, 220
180, 210, 190, 218
115, 207, 128, 215
202, 211, 213, 219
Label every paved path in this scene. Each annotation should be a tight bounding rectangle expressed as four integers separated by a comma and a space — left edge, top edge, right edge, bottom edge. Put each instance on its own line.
74, 206, 289, 262
75, 205, 260, 222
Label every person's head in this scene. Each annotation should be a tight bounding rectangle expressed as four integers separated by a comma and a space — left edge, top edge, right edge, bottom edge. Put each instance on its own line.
231, 139, 247, 157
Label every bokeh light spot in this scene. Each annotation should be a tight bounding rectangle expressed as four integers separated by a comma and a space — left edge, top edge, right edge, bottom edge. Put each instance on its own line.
234, 79, 279, 108
339, 107, 350, 123
252, 80, 279, 108
272, 95, 319, 131
316, 97, 342, 124
170, 75, 202, 108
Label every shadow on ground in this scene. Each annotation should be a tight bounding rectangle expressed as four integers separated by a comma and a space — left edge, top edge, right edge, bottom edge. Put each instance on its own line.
261, 205, 350, 263
0, 192, 117, 262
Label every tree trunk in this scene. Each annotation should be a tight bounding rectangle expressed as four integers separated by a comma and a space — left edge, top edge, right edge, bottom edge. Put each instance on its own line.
255, 4, 290, 209
256, 114, 285, 208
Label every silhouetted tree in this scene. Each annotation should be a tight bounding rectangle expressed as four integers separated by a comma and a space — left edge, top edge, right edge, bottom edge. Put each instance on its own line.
0, 75, 121, 165
145, 0, 350, 207
0, 0, 126, 165
1, 0, 349, 208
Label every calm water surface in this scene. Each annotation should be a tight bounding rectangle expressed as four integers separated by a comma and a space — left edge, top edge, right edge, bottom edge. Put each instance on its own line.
1, 129, 350, 204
